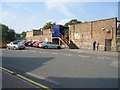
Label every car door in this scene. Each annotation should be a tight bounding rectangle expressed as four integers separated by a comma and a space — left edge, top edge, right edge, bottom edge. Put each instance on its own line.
51, 42, 57, 48
47, 42, 52, 48
10, 42, 13, 49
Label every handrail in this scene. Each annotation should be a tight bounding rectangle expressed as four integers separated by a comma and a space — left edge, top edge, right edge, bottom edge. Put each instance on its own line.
60, 33, 69, 45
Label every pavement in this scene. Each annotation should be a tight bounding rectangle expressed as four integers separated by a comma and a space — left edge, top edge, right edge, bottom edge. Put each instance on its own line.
66, 48, 119, 57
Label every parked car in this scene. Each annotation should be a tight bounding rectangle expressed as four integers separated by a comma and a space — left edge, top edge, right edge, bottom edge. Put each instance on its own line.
41, 42, 61, 49
28, 41, 36, 47
7, 41, 25, 50
38, 42, 43, 48
25, 41, 32, 46
33, 42, 38, 47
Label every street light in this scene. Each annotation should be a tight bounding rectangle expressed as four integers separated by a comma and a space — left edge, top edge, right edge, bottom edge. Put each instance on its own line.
68, 25, 70, 48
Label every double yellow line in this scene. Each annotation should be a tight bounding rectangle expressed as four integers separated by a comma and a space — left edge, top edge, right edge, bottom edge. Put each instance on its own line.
0, 66, 52, 90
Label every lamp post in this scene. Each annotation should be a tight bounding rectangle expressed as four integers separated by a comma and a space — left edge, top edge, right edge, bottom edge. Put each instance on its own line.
68, 25, 70, 48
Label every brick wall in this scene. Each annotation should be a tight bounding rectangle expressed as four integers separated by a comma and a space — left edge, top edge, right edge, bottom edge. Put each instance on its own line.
26, 29, 52, 42
33, 30, 41, 36
26, 31, 33, 38
70, 17, 117, 51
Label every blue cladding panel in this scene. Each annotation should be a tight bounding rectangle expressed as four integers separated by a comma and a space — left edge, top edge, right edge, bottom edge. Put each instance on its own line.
52, 25, 60, 37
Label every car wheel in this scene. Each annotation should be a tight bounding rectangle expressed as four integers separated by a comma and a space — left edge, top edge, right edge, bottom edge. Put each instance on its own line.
57, 46, 61, 49
13, 46, 17, 50
44, 46, 48, 49
7, 47, 9, 49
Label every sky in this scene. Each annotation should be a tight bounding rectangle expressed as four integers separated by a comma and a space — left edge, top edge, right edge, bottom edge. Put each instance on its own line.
0, 0, 119, 33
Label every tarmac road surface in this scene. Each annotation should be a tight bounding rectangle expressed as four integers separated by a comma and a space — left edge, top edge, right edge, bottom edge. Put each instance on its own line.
1, 47, 119, 88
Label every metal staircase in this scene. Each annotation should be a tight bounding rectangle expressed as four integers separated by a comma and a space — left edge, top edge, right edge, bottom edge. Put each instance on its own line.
59, 33, 69, 48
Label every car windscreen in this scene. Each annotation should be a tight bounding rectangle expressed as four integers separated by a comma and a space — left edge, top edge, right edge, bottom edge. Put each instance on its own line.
51, 42, 56, 44
13, 42, 19, 44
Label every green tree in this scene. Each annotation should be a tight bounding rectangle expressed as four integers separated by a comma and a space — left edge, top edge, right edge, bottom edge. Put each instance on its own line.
0, 24, 17, 42
0, 24, 9, 42
15, 33, 21, 40
42, 21, 56, 30
0, 23, 26, 42
21, 31, 26, 39
8, 29, 16, 41
65, 19, 82, 26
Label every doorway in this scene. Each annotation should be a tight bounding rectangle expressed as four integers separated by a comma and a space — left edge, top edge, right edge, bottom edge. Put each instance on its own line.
105, 39, 112, 51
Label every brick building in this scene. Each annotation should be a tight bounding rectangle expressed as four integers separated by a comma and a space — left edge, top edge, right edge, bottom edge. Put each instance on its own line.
26, 29, 52, 42
69, 17, 117, 51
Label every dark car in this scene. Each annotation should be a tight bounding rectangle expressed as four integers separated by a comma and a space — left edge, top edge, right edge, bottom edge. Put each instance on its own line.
28, 41, 36, 47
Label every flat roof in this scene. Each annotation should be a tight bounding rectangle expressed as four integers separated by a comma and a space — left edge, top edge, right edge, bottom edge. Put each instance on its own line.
70, 17, 117, 26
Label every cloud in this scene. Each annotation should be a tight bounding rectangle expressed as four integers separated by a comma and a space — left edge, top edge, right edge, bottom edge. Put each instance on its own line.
44, 0, 75, 18
1, 11, 38, 33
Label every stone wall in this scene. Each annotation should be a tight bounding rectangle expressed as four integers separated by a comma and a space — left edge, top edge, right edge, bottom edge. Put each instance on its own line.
26, 29, 52, 42
33, 30, 41, 36
26, 31, 33, 38
69, 17, 117, 51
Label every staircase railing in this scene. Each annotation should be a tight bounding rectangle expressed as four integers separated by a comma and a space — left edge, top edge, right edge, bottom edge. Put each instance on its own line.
60, 33, 69, 45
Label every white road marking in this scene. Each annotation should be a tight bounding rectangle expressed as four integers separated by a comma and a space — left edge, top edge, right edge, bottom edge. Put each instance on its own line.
42, 52, 46, 53
45, 78, 60, 85
27, 72, 45, 79
67, 54, 71, 56
107, 57, 110, 60
78, 55, 89, 58
26, 72, 60, 85
30, 51, 36, 52
98, 57, 104, 59
78, 51, 83, 53
64, 54, 71, 56
98, 57, 101, 59
110, 61, 118, 68
52, 52, 58, 55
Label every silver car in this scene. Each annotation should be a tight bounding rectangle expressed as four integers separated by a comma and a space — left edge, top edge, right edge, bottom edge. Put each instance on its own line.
7, 41, 25, 50
41, 42, 61, 49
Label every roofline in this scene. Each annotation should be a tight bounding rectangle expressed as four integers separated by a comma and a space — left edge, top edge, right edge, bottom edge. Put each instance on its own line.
70, 17, 117, 26
90, 17, 117, 22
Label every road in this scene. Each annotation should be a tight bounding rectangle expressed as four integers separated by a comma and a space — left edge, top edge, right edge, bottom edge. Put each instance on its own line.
1, 47, 119, 88
2, 70, 38, 88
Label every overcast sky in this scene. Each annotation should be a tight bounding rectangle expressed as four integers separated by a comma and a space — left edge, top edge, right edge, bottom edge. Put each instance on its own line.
1, 0, 119, 33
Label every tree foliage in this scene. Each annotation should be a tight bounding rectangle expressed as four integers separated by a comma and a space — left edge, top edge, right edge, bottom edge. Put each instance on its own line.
0, 24, 16, 42
21, 31, 26, 39
8, 29, 16, 41
42, 21, 56, 30
65, 19, 82, 26
0, 23, 25, 42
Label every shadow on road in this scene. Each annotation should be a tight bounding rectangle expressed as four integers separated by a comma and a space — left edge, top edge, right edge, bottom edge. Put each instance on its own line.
47, 77, 118, 88
2, 56, 54, 74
